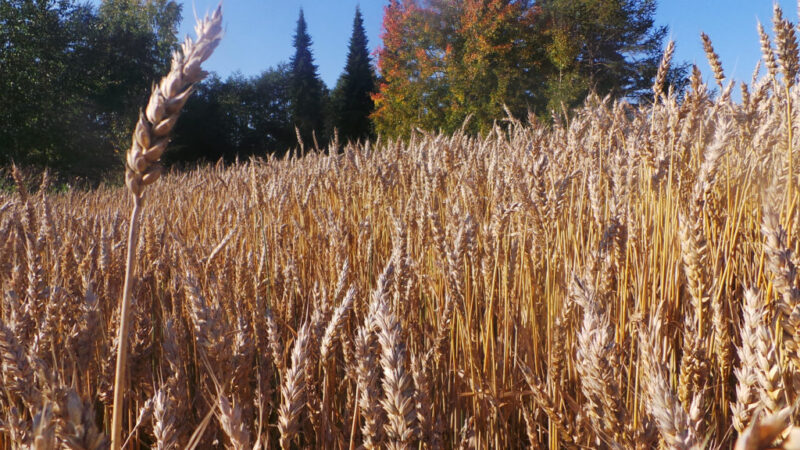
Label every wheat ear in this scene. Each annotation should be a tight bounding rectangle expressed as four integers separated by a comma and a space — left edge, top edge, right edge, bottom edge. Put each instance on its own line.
278, 321, 310, 450
758, 21, 779, 81
701, 33, 725, 88
375, 298, 417, 449
773, 4, 799, 88
639, 319, 699, 449
110, 7, 223, 449
732, 288, 765, 433
734, 407, 799, 450
653, 40, 675, 101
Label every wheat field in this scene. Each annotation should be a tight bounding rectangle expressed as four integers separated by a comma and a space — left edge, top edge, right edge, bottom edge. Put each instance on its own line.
7, 4, 800, 450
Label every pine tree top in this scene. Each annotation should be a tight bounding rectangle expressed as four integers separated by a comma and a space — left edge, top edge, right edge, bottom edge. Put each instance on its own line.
344, 6, 373, 82
291, 8, 316, 74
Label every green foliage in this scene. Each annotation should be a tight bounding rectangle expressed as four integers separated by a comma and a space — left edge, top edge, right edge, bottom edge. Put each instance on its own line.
0, 0, 106, 173
538, 0, 670, 109
93, 0, 182, 151
0, 0, 181, 179
169, 66, 296, 164
290, 9, 326, 152
373, 0, 682, 138
331, 6, 377, 144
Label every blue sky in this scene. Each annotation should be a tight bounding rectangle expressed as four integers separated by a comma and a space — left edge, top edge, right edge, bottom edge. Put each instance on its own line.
178, 0, 796, 90
658, 0, 795, 87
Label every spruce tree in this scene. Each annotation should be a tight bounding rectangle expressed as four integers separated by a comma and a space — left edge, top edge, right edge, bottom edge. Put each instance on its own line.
289, 9, 325, 152
332, 6, 376, 144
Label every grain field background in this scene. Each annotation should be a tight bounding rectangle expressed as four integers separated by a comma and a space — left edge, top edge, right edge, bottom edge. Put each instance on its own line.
6, 4, 800, 450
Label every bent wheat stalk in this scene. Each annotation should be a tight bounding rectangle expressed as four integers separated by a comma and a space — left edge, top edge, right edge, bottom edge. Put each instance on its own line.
110, 6, 223, 449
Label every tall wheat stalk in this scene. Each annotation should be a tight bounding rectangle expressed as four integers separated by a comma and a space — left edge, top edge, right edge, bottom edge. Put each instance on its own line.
110, 6, 223, 449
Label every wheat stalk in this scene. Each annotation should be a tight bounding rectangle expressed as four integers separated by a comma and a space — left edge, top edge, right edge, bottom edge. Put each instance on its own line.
110, 7, 223, 449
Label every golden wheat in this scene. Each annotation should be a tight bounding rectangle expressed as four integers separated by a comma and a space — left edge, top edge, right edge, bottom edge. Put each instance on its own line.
9, 4, 800, 449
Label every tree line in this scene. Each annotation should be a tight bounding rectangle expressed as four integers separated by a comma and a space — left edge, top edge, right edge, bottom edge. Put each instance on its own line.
0, 0, 181, 178
170, 7, 378, 165
0, 1, 377, 177
373, 0, 686, 137
0, 0, 682, 180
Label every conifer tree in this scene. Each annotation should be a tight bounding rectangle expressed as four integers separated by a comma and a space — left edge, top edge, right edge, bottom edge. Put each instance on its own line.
332, 6, 377, 144
289, 9, 326, 152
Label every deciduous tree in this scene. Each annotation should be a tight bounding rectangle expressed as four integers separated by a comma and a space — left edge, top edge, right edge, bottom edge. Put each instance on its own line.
538, 0, 669, 110
170, 65, 296, 164
372, 0, 447, 138
0, 0, 104, 171
94, 0, 182, 151
0, 0, 182, 177
442, 0, 543, 132
373, 0, 678, 137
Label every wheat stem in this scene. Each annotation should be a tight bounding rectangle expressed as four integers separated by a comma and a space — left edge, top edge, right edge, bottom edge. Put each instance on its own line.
110, 195, 141, 449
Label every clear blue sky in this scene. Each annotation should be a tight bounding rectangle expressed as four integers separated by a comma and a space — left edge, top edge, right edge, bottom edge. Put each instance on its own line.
178, 0, 795, 90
